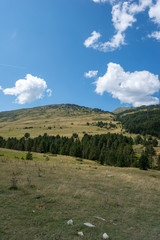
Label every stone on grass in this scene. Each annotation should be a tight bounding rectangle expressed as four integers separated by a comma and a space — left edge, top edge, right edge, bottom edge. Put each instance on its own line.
103, 233, 109, 239
84, 222, 95, 227
94, 216, 106, 221
78, 231, 84, 237
67, 219, 73, 225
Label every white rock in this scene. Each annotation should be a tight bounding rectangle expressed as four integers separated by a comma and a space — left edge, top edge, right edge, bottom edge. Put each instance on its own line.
94, 216, 106, 221
84, 222, 95, 227
103, 233, 109, 239
78, 231, 84, 237
67, 219, 73, 225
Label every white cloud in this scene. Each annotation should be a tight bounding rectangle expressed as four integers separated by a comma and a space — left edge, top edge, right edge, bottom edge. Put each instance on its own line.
92, 0, 116, 3
129, 0, 152, 14
99, 31, 126, 52
95, 62, 160, 107
84, 70, 98, 78
112, 2, 136, 32
46, 88, 52, 97
148, 31, 160, 40
92, 0, 107, 2
3, 74, 52, 104
0, 86, 2, 90
85, 0, 154, 52
84, 31, 101, 49
149, 0, 160, 25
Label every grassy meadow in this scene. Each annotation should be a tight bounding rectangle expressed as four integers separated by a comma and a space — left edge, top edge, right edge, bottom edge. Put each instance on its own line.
0, 104, 159, 158
0, 148, 160, 240
0, 104, 160, 239
0, 104, 120, 139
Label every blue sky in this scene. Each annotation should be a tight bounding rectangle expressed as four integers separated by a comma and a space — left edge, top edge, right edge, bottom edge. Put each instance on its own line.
0, 0, 160, 112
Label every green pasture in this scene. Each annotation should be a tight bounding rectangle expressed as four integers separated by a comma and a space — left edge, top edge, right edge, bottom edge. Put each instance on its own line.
0, 148, 160, 240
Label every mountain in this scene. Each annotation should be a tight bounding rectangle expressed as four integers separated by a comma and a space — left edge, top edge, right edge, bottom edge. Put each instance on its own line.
0, 104, 117, 139
112, 106, 133, 114
1, 103, 160, 139
0, 104, 109, 122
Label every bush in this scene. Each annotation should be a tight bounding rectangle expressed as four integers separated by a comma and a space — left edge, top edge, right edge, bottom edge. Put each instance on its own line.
9, 176, 18, 190
139, 153, 149, 170
24, 133, 30, 139
26, 152, 32, 160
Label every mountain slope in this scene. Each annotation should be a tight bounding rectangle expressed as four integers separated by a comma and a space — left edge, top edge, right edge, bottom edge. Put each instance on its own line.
116, 104, 160, 116
112, 106, 133, 114
117, 104, 160, 137
0, 104, 118, 139
0, 104, 109, 122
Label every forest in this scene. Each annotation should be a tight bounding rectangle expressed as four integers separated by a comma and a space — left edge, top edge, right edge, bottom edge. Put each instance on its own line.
0, 132, 158, 170
0, 133, 136, 167
118, 109, 160, 137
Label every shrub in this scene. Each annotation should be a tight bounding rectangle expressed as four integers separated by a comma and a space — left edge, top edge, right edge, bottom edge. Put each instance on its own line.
9, 176, 18, 190
26, 152, 32, 160
24, 132, 30, 139
139, 153, 150, 170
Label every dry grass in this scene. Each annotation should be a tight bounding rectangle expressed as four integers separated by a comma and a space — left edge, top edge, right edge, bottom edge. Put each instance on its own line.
0, 106, 119, 139
0, 148, 160, 240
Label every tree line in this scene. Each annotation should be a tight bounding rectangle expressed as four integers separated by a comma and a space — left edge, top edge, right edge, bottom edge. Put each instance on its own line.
0, 132, 158, 170
0, 133, 136, 167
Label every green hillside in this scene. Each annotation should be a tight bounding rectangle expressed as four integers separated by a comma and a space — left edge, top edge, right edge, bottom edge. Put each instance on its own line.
116, 104, 160, 116
0, 105, 160, 239
0, 104, 119, 139
0, 103, 160, 167
112, 106, 133, 114
117, 105, 160, 138
0, 148, 160, 240
0, 104, 109, 122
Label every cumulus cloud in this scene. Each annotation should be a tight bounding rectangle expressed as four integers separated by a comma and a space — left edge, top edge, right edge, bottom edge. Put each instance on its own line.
94, 62, 160, 107
85, 0, 155, 52
148, 31, 160, 40
3, 74, 52, 104
84, 70, 98, 78
149, 0, 160, 25
112, 2, 136, 32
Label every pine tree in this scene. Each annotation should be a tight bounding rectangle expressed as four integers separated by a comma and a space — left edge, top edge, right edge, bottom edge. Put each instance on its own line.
139, 153, 149, 170
26, 152, 32, 160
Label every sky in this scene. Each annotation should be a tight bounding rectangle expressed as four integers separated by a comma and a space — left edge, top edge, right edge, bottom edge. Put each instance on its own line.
0, 0, 160, 112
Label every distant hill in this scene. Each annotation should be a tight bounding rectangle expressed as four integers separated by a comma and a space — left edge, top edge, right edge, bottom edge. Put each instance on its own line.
0, 104, 109, 123
112, 107, 133, 114
116, 104, 160, 116
1, 103, 160, 139
0, 104, 117, 139
117, 104, 160, 138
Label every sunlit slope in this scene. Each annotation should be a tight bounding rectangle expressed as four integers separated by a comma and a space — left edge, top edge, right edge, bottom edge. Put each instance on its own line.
0, 104, 120, 139
0, 148, 160, 240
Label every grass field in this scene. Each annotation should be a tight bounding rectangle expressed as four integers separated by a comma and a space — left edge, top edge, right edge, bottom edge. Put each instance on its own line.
0, 148, 160, 240
0, 104, 120, 139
